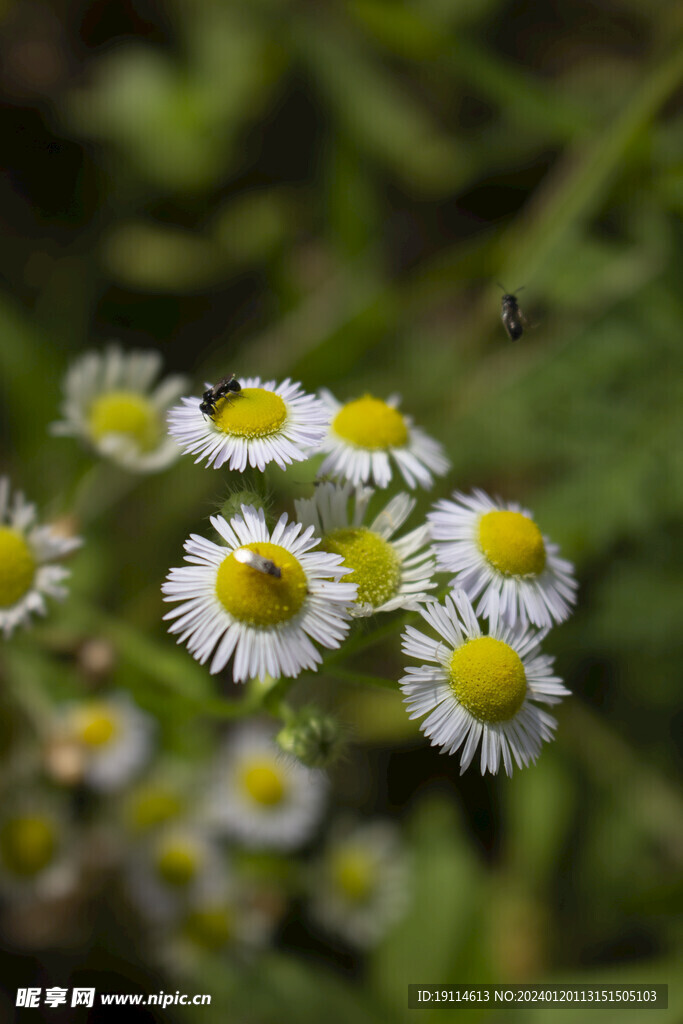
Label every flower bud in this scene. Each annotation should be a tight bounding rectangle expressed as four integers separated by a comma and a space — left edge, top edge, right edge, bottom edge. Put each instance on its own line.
277, 707, 345, 770
219, 488, 270, 524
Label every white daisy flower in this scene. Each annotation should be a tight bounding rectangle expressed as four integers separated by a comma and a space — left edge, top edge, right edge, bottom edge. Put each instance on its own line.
167, 376, 328, 471
161, 873, 280, 970
162, 505, 357, 682
316, 389, 449, 489
52, 346, 187, 472
428, 489, 578, 628
121, 769, 190, 836
295, 482, 436, 616
127, 825, 224, 923
400, 589, 570, 776
0, 799, 74, 900
203, 722, 327, 850
0, 477, 81, 638
309, 820, 409, 948
56, 693, 155, 791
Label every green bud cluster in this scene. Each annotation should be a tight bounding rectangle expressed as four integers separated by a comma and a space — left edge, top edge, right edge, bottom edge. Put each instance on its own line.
277, 707, 346, 770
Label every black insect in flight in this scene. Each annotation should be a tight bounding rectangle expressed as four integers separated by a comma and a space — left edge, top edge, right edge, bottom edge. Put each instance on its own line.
498, 285, 527, 342
200, 375, 242, 418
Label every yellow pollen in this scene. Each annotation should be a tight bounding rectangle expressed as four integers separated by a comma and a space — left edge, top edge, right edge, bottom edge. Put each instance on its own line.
88, 390, 160, 451
330, 846, 376, 903
449, 637, 527, 723
211, 387, 287, 438
0, 527, 36, 608
215, 542, 307, 627
333, 395, 408, 449
240, 759, 286, 806
155, 842, 200, 887
478, 510, 546, 577
321, 527, 399, 607
73, 704, 120, 748
184, 907, 233, 950
0, 815, 57, 877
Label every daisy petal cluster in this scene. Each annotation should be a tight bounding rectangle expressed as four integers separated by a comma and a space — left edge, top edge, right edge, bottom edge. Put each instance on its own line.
52, 347, 187, 472
167, 376, 328, 471
162, 505, 357, 682
428, 488, 577, 629
317, 389, 449, 489
0, 477, 81, 638
400, 590, 569, 775
295, 482, 436, 616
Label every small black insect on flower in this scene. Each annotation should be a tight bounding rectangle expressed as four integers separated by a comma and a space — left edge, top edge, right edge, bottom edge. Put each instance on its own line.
199, 375, 242, 419
498, 284, 528, 342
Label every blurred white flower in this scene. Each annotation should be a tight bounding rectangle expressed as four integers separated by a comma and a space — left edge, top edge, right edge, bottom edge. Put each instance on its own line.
309, 820, 409, 947
52, 346, 187, 471
55, 693, 154, 791
203, 722, 327, 850
0, 477, 81, 638
0, 798, 75, 900
161, 873, 281, 971
127, 825, 224, 923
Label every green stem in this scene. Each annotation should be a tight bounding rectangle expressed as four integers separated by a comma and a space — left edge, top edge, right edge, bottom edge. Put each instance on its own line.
326, 666, 398, 692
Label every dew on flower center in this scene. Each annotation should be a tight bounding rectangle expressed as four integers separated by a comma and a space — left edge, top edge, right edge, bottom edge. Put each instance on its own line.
0, 815, 57, 877
449, 636, 527, 723
0, 527, 36, 608
330, 846, 376, 903
215, 542, 307, 627
211, 387, 287, 438
240, 760, 286, 806
155, 842, 200, 887
88, 390, 160, 451
321, 527, 400, 607
478, 510, 546, 577
333, 396, 408, 449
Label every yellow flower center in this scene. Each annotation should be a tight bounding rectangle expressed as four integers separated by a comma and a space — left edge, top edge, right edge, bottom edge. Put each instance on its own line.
240, 758, 286, 806
127, 785, 184, 831
184, 907, 233, 950
0, 815, 57, 877
478, 510, 546, 577
87, 390, 160, 451
155, 841, 201, 887
0, 527, 36, 608
211, 387, 287, 438
330, 846, 376, 903
321, 527, 399, 607
449, 637, 527, 723
73, 704, 120, 748
333, 395, 408, 449
215, 542, 308, 627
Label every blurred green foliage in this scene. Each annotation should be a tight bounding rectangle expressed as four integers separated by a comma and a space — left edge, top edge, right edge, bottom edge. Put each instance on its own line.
0, 0, 682, 1019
